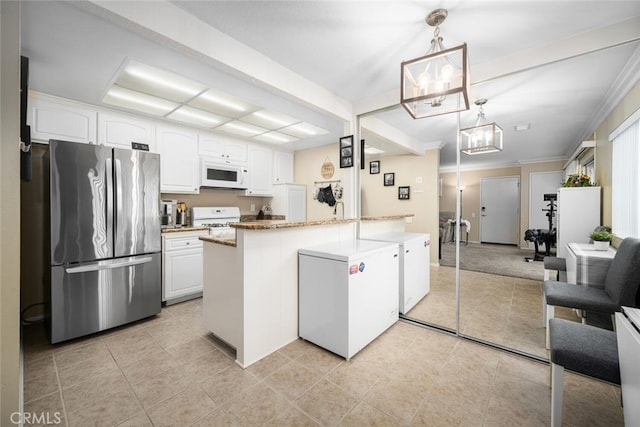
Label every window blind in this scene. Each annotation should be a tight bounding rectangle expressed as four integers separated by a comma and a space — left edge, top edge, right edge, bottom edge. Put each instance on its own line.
612, 119, 640, 238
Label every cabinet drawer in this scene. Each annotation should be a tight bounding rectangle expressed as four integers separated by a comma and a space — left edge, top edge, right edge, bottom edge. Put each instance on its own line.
164, 236, 204, 251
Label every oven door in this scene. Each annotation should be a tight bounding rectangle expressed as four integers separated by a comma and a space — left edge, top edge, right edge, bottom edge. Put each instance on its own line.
201, 159, 248, 189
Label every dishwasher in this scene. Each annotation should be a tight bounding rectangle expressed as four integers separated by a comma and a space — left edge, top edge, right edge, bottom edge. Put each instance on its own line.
298, 239, 399, 359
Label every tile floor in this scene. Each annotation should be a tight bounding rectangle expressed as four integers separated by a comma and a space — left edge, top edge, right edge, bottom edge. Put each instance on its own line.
22, 266, 623, 426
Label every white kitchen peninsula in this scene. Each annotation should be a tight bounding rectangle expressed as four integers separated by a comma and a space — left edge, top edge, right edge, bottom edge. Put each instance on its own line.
200, 215, 411, 368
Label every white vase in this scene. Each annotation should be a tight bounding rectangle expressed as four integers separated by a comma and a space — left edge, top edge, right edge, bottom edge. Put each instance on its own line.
593, 240, 610, 251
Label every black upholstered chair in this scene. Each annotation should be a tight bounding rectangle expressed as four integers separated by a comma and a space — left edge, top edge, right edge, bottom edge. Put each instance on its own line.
549, 318, 620, 427
543, 237, 640, 348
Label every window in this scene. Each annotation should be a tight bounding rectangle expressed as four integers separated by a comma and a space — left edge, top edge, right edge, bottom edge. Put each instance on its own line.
611, 111, 640, 238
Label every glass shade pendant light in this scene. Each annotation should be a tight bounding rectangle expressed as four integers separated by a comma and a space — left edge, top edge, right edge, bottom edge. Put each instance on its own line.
460, 99, 503, 155
401, 9, 470, 119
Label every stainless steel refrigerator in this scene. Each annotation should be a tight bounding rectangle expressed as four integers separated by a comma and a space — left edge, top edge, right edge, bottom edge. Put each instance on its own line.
47, 139, 161, 343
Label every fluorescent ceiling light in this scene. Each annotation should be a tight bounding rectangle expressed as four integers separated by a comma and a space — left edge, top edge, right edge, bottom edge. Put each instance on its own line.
252, 131, 298, 144
279, 122, 329, 138
167, 106, 226, 128
364, 146, 385, 155
216, 120, 268, 137
190, 89, 258, 118
116, 61, 206, 103
242, 110, 299, 129
514, 123, 531, 131
103, 86, 178, 116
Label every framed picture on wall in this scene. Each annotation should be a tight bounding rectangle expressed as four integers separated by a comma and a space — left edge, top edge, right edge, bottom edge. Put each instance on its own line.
339, 135, 354, 168
384, 172, 394, 186
398, 186, 410, 200
370, 160, 380, 174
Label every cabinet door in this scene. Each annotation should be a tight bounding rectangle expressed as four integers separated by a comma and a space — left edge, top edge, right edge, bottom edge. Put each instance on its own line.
163, 246, 204, 301
198, 133, 226, 159
98, 112, 154, 151
273, 150, 294, 184
157, 125, 200, 193
29, 96, 97, 144
244, 146, 273, 196
225, 141, 248, 163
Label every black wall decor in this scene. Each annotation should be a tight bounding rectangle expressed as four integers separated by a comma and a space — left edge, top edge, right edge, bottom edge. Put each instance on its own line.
339, 135, 354, 168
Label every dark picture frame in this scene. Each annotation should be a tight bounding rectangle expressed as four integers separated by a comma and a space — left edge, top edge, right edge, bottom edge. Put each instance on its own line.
360, 139, 365, 170
398, 186, 410, 200
339, 135, 354, 168
383, 172, 394, 186
369, 160, 380, 174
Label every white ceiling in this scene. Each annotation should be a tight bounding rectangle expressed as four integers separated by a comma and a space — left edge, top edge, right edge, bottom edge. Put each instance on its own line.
20, 1, 640, 170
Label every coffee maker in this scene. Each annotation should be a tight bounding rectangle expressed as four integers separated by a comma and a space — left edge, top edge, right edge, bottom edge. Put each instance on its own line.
160, 199, 177, 227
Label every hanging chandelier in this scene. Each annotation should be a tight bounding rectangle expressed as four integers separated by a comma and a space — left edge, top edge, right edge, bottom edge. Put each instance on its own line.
460, 99, 503, 155
401, 9, 470, 119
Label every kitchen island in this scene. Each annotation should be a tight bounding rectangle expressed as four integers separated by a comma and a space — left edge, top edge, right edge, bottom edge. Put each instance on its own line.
200, 215, 411, 368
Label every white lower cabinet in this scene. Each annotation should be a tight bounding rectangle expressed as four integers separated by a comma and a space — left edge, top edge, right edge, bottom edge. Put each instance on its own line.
162, 230, 208, 304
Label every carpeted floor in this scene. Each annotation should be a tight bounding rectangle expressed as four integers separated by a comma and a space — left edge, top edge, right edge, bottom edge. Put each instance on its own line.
440, 241, 545, 281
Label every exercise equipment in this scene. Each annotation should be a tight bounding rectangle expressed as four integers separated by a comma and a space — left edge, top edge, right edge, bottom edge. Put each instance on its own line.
524, 193, 557, 261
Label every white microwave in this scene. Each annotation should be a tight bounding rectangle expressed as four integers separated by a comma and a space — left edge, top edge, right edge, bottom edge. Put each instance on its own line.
201, 158, 248, 189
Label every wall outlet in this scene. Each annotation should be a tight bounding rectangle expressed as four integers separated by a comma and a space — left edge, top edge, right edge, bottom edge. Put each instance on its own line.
405, 216, 413, 224
415, 176, 423, 184
250, 204, 255, 212
472, 212, 476, 218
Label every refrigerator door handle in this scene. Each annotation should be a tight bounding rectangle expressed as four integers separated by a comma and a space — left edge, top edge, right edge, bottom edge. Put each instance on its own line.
114, 158, 122, 240
105, 157, 114, 249
65, 256, 153, 274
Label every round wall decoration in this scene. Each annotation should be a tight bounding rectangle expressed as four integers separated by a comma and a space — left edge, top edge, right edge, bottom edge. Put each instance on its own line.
321, 159, 335, 179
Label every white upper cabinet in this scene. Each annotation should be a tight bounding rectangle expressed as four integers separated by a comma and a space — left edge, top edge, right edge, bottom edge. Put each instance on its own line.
29, 94, 97, 144
241, 144, 273, 196
97, 112, 155, 151
199, 133, 248, 163
156, 125, 200, 194
273, 150, 294, 184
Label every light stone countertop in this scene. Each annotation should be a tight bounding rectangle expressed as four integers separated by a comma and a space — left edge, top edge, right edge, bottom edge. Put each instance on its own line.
161, 226, 209, 233
199, 235, 237, 247
230, 218, 358, 230
360, 214, 414, 221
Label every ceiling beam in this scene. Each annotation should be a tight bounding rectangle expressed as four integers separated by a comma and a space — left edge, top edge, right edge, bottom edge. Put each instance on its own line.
82, 0, 353, 123
355, 16, 640, 116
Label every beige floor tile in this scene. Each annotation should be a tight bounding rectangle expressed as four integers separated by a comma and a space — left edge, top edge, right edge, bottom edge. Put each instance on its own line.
129, 366, 192, 409
115, 412, 153, 426
562, 373, 624, 427
340, 401, 401, 426
295, 344, 343, 376
264, 359, 321, 401
263, 404, 320, 427
24, 353, 56, 381
62, 370, 131, 414
57, 351, 120, 388
199, 365, 260, 406
179, 348, 234, 382
296, 379, 359, 426
163, 335, 218, 360
147, 386, 217, 427
363, 376, 428, 424
191, 407, 237, 426
66, 387, 143, 427
411, 399, 483, 426
246, 351, 291, 380
120, 348, 178, 385
496, 353, 549, 387
23, 371, 59, 404
484, 372, 550, 426
54, 340, 111, 370
222, 382, 291, 425
278, 338, 315, 360
23, 391, 66, 427
325, 360, 379, 398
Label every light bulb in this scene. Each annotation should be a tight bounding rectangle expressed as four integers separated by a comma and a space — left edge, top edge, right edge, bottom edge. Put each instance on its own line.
418, 71, 430, 90
441, 64, 453, 82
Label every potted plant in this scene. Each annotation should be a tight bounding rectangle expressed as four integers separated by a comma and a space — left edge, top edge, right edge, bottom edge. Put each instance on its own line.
562, 173, 595, 187
590, 230, 613, 251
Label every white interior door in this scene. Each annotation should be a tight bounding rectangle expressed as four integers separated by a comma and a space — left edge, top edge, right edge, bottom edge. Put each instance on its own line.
480, 176, 520, 244
528, 171, 563, 249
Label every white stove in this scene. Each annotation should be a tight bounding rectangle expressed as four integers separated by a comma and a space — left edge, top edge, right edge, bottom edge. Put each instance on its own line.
191, 206, 241, 239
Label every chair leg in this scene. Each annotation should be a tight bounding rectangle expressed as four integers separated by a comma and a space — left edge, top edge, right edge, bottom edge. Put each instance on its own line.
551, 362, 564, 427
542, 294, 547, 326
546, 304, 555, 349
